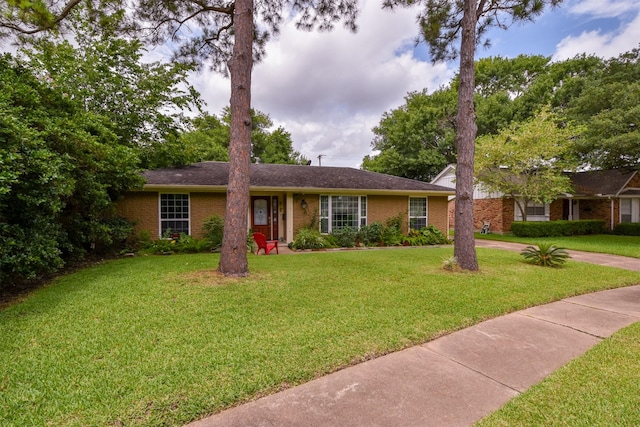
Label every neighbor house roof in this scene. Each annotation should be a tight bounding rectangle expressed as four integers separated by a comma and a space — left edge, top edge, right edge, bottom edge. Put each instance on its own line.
141, 161, 455, 195
569, 169, 638, 197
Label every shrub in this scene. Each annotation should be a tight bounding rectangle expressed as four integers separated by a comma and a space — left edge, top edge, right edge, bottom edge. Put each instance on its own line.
613, 223, 640, 236
520, 243, 570, 267
511, 220, 605, 237
202, 215, 225, 249
331, 226, 358, 248
405, 226, 451, 246
290, 228, 328, 250
176, 234, 211, 253
357, 222, 384, 246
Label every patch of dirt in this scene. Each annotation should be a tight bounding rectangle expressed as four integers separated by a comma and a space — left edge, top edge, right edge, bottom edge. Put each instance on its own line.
176, 270, 267, 287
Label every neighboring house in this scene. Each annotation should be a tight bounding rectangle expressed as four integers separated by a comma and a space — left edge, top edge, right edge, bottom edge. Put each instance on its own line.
431, 164, 640, 233
117, 161, 455, 242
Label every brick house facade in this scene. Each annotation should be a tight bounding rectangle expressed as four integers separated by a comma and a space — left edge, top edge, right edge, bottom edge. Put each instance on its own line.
117, 162, 455, 242
433, 165, 639, 233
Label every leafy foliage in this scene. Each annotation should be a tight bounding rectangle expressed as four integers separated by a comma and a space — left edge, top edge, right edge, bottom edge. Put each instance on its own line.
475, 108, 582, 220
613, 223, 640, 237
331, 226, 358, 248
405, 226, 451, 246
520, 243, 570, 267
363, 88, 457, 181
20, 12, 203, 169
0, 53, 142, 287
568, 48, 640, 169
201, 215, 225, 249
511, 220, 606, 238
289, 228, 328, 250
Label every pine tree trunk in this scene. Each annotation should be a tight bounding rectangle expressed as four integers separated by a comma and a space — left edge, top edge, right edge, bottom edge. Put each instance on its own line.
218, 0, 253, 277
453, 0, 479, 271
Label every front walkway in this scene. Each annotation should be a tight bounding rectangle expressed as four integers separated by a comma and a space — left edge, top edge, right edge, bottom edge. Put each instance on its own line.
188, 241, 640, 426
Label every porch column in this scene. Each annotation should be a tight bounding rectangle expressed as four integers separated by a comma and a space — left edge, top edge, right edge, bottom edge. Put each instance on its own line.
610, 198, 615, 231
286, 192, 294, 243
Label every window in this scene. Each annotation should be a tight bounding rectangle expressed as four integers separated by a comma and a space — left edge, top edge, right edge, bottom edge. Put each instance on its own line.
515, 199, 549, 221
319, 195, 366, 233
620, 198, 639, 223
409, 197, 428, 230
526, 202, 546, 217
160, 194, 189, 236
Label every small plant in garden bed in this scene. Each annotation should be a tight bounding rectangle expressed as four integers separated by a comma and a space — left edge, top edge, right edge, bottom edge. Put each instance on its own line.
520, 243, 570, 267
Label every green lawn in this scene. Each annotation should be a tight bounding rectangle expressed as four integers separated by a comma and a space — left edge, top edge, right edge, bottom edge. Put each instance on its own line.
477, 322, 640, 426
1, 248, 639, 426
476, 233, 640, 258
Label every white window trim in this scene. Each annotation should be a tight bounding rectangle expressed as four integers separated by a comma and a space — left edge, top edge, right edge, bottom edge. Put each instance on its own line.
514, 199, 550, 222
408, 197, 428, 230
319, 195, 367, 233
159, 193, 191, 237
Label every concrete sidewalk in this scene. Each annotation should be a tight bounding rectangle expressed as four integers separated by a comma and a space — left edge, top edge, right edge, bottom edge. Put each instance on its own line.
188, 282, 640, 427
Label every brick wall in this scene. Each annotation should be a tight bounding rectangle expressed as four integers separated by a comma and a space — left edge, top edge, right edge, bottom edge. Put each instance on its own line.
293, 194, 319, 234
428, 196, 449, 235
473, 198, 511, 232
191, 192, 227, 238
115, 192, 159, 237
368, 195, 408, 232
550, 199, 563, 221
579, 199, 610, 221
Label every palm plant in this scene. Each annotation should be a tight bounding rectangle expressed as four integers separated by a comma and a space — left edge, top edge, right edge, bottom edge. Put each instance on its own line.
521, 243, 571, 267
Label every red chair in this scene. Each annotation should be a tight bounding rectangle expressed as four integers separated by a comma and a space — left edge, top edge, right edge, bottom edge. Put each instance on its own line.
253, 232, 279, 255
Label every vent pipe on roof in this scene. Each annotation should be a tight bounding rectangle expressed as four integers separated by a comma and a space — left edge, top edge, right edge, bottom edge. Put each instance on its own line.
317, 154, 325, 167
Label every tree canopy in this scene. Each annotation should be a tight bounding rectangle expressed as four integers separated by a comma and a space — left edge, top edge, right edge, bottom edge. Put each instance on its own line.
475, 109, 583, 220
0, 54, 142, 287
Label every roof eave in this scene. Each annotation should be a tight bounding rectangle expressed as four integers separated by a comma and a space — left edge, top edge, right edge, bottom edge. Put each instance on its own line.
139, 184, 454, 196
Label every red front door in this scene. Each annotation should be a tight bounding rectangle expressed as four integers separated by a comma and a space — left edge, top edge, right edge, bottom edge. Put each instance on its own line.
251, 196, 272, 240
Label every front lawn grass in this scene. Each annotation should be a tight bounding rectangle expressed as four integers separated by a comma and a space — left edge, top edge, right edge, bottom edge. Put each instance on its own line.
2, 248, 639, 426
477, 322, 640, 426
476, 233, 640, 258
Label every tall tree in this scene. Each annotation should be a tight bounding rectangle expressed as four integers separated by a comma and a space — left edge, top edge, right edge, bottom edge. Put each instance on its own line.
1, 0, 358, 277
363, 88, 457, 182
567, 48, 640, 169
20, 12, 202, 168
384, 0, 562, 270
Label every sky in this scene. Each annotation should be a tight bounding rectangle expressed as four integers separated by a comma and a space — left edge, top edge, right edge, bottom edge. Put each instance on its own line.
176, 0, 640, 168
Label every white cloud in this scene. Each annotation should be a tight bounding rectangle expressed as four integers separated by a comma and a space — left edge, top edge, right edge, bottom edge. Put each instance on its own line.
553, 0, 640, 61
191, 0, 454, 167
568, 0, 638, 18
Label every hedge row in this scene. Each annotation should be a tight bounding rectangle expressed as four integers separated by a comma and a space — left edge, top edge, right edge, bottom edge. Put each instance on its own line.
510, 220, 606, 237
613, 222, 640, 236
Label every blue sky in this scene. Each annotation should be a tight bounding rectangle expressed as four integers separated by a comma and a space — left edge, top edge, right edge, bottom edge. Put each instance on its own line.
183, 0, 640, 167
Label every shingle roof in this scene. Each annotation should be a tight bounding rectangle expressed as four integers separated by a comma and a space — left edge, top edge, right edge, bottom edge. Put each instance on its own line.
569, 169, 638, 196
142, 161, 455, 193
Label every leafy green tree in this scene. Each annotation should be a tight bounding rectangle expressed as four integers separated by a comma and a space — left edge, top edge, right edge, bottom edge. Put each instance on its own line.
221, 108, 307, 165
21, 12, 202, 168
149, 109, 306, 168
475, 109, 582, 220
363, 88, 457, 181
383, 0, 563, 271
568, 48, 640, 169
0, 54, 142, 287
